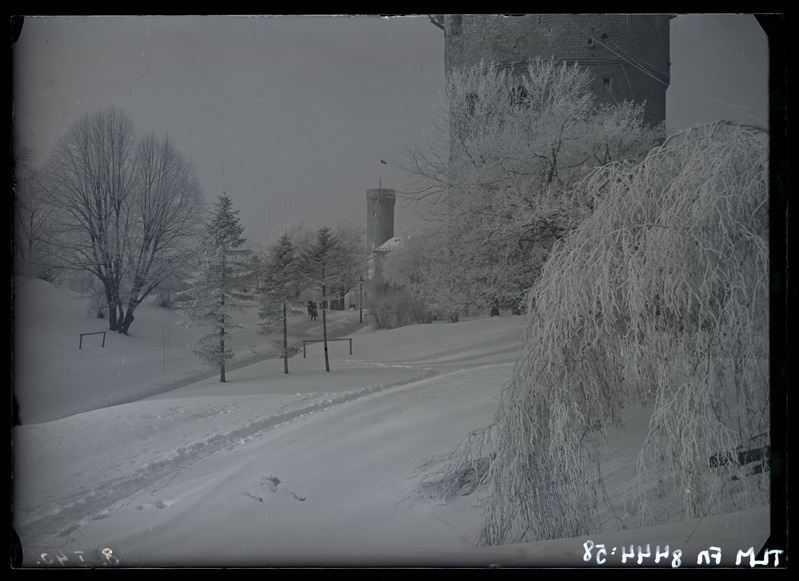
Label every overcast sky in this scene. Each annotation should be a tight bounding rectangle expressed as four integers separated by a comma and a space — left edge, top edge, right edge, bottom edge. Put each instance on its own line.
11, 14, 769, 249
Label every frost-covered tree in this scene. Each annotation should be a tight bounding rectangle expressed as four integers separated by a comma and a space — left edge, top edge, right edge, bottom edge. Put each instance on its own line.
382, 222, 468, 322
418, 121, 770, 546
39, 106, 204, 334
12, 144, 58, 281
178, 194, 252, 382
257, 232, 304, 374
400, 58, 662, 315
327, 219, 366, 311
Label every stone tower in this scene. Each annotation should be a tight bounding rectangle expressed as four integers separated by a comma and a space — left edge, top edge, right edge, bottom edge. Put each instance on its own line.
437, 14, 671, 127
366, 188, 396, 253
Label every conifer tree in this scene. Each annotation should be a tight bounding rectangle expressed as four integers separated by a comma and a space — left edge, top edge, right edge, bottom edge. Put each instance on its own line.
257, 232, 304, 374
302, 227, 338, 372
178, 194, 252, 382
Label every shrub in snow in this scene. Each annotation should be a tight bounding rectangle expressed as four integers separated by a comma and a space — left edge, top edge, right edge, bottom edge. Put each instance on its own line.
365, 287, 433, 329
418, 121, 770, 545
87, 294, 106, 319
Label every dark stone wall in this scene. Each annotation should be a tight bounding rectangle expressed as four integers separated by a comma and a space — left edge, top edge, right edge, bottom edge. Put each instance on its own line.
444, 14, 670, 126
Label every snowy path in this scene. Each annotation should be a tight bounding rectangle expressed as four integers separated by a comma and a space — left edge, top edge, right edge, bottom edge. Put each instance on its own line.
15, 315, 528, 559
17, 363, 517, 566
16, 357, 771, 567
15, 365, 433, 546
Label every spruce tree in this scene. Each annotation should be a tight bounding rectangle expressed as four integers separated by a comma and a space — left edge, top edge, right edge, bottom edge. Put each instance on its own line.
178, 194, 252, 382
257, 232, 304, 374
302, 227, 338, 372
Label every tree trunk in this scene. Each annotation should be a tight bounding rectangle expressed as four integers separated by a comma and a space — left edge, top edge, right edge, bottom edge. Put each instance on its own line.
220, 335, 226, 383
282, 300, 289, 374
107, 308, 119, 331
322, 263, 330, 372
119, 281, 147, 334
119, 296, 141, 335
220, 290, 226, 383
105, 284, 120, 331
322, 307, 330, 372
119, 309, 135, 334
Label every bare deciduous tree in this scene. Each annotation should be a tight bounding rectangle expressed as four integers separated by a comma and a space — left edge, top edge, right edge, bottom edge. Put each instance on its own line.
40, 106, 204, 334
118, 132, 205, 333
42, 106, 138, 332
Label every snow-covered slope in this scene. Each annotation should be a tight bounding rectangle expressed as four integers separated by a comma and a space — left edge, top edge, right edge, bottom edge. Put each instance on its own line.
11, 277, 771, 568
12, 276, 350, 424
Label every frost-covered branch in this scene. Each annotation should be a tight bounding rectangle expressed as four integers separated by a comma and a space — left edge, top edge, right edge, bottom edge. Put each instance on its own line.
418, 121, 770, 546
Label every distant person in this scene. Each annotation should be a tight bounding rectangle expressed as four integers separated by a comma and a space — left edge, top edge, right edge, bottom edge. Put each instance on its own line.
307, 300, 315, 321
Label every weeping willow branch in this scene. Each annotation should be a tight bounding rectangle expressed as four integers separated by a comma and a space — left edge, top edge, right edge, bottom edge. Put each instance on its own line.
417, 121, 770, 546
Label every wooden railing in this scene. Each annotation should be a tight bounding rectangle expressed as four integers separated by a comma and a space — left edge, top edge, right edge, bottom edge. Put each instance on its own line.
79, 331, 107, 349
302, 338, 353, 358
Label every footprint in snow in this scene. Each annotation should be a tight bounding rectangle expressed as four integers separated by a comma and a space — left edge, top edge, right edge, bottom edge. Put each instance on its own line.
262, 473, 281, 492
135, 500, 170, 510
246, 473, 305, 502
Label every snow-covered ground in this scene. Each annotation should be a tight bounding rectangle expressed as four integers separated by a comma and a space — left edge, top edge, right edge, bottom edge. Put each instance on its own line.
11, 277, 772, 568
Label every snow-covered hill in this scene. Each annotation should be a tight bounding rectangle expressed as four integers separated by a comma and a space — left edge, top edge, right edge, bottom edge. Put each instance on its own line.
11, 277, 771, 568
12, 276, 359, 425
